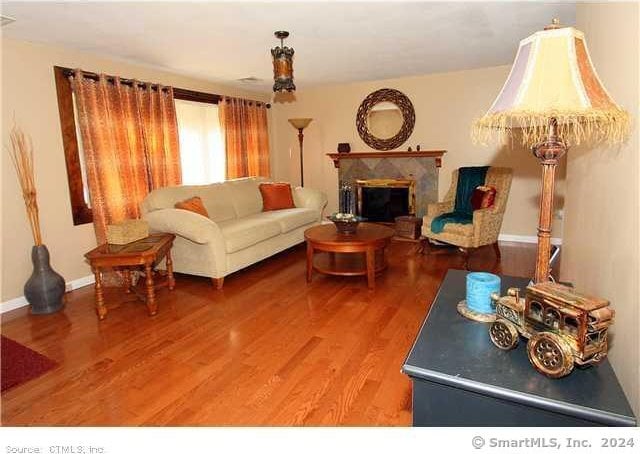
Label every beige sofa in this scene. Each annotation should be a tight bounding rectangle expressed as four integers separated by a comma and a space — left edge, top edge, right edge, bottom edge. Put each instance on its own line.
141, 177, 327, 288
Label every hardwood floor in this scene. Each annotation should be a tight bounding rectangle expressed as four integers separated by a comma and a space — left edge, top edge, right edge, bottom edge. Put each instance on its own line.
1, 240, 538, 426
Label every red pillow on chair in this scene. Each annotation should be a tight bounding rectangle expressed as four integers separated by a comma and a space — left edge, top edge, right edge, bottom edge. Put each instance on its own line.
470, 186, 497, 210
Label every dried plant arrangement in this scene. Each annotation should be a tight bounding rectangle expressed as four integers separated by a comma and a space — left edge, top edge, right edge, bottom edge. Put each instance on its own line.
7, 123, 43, 246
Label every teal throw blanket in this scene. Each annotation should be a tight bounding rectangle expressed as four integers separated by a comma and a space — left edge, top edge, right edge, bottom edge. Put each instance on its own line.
431, 166, 489, 234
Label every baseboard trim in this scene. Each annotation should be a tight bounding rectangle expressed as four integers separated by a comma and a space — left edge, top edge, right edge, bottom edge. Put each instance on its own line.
65, 274, 96, 292
1, 274, 95, 314
499, 234, 562, 246
0, 296, 29, 314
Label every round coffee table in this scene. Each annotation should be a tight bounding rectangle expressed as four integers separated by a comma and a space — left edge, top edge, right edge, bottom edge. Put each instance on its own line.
304, 223, 395, 289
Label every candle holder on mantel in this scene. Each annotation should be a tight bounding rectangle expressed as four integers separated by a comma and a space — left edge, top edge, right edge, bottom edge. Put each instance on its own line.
329, 182, 361, 234
338, 181, 356, 215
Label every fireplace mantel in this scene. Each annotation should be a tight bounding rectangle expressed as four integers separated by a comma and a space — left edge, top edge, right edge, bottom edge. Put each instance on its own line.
327, 150, 446, 168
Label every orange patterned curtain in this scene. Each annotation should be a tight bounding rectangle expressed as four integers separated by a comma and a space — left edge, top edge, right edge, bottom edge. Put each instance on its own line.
218, 96, 270, 179
136, 85, 182, 189
71, 70, 181, 244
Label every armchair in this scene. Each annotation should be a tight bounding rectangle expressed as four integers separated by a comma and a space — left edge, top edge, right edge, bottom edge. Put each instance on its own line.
420, 167, 513, 267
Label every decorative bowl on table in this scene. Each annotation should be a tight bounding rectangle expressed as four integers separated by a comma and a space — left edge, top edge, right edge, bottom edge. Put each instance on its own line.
327, 213, 365, 235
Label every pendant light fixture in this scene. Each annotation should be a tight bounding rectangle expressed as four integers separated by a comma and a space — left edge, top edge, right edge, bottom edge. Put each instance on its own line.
271, 31, 296, 92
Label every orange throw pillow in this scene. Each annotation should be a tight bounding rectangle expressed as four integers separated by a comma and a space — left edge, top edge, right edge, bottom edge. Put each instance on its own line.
175, 196, 209, 217
260, 183, 295, 211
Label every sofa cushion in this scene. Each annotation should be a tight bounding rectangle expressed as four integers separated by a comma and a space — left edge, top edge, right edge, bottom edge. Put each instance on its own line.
218, 216, 282, 253
143, 185, 206, 213
141, 183, 236, 223
258, 208, 318, 233
198, 183, 237, 223
227, 178, 265, 218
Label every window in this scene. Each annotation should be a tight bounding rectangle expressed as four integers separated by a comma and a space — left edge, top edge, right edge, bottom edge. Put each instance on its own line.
55, 66, 226, 225
56, 66, 269, 225
174, 99, 225, 185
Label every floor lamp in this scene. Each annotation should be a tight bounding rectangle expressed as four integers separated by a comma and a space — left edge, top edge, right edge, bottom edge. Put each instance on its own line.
473, 19, 629, 283
288, 118, 313, 187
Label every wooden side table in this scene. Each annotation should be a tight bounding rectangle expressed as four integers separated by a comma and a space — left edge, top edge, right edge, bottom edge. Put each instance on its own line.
84, 233, 176, 320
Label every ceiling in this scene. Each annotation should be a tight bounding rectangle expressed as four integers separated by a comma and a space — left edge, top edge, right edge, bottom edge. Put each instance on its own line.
1, 1, 576, 93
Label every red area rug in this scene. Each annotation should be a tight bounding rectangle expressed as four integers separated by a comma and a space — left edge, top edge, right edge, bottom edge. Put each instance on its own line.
1, 335, 57, 393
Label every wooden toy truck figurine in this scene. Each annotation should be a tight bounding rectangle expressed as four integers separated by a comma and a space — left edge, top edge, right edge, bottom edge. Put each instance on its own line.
489, 282, 614, 378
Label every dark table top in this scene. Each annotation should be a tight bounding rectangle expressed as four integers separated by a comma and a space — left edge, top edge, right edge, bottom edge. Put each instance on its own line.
403, 269, 636, 426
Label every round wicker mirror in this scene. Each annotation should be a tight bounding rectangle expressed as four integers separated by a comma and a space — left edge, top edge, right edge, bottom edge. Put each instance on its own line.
356, 88, 415, 151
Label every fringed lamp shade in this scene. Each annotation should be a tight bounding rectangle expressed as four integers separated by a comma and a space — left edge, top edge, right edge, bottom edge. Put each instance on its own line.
473, 25, 629, 147
474, 20, 630, 284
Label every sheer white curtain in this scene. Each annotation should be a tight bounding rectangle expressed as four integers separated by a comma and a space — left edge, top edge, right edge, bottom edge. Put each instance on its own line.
175, 99, 225, 184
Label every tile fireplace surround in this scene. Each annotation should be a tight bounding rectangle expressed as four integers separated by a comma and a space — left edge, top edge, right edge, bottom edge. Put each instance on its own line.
328, 151, 445, 217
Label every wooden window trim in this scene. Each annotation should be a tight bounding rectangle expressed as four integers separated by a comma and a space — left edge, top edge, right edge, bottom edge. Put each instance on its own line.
54, 66, 270, 225
173, 88, 271, 108
173, 87, 221, 104
54, 66, 93, 225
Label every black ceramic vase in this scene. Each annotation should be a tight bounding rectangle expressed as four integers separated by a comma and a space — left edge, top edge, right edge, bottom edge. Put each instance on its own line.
24, 244, 65, 314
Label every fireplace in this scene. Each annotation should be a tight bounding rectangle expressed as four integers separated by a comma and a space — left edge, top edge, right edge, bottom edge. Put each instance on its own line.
328, 150, 444, 217
356, 179, 416, 222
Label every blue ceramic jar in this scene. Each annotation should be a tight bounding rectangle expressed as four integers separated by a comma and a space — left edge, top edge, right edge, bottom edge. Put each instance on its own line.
466, 272, 501, 315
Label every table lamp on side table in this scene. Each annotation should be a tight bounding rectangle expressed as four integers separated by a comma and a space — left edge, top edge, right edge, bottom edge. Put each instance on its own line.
473, 18, 630, 283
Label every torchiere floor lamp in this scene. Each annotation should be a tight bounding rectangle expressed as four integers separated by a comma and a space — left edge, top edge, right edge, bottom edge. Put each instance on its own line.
288, 118, 313, 187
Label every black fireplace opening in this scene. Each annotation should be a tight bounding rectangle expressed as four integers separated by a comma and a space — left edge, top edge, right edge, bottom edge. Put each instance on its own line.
360, 187, 409, 222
